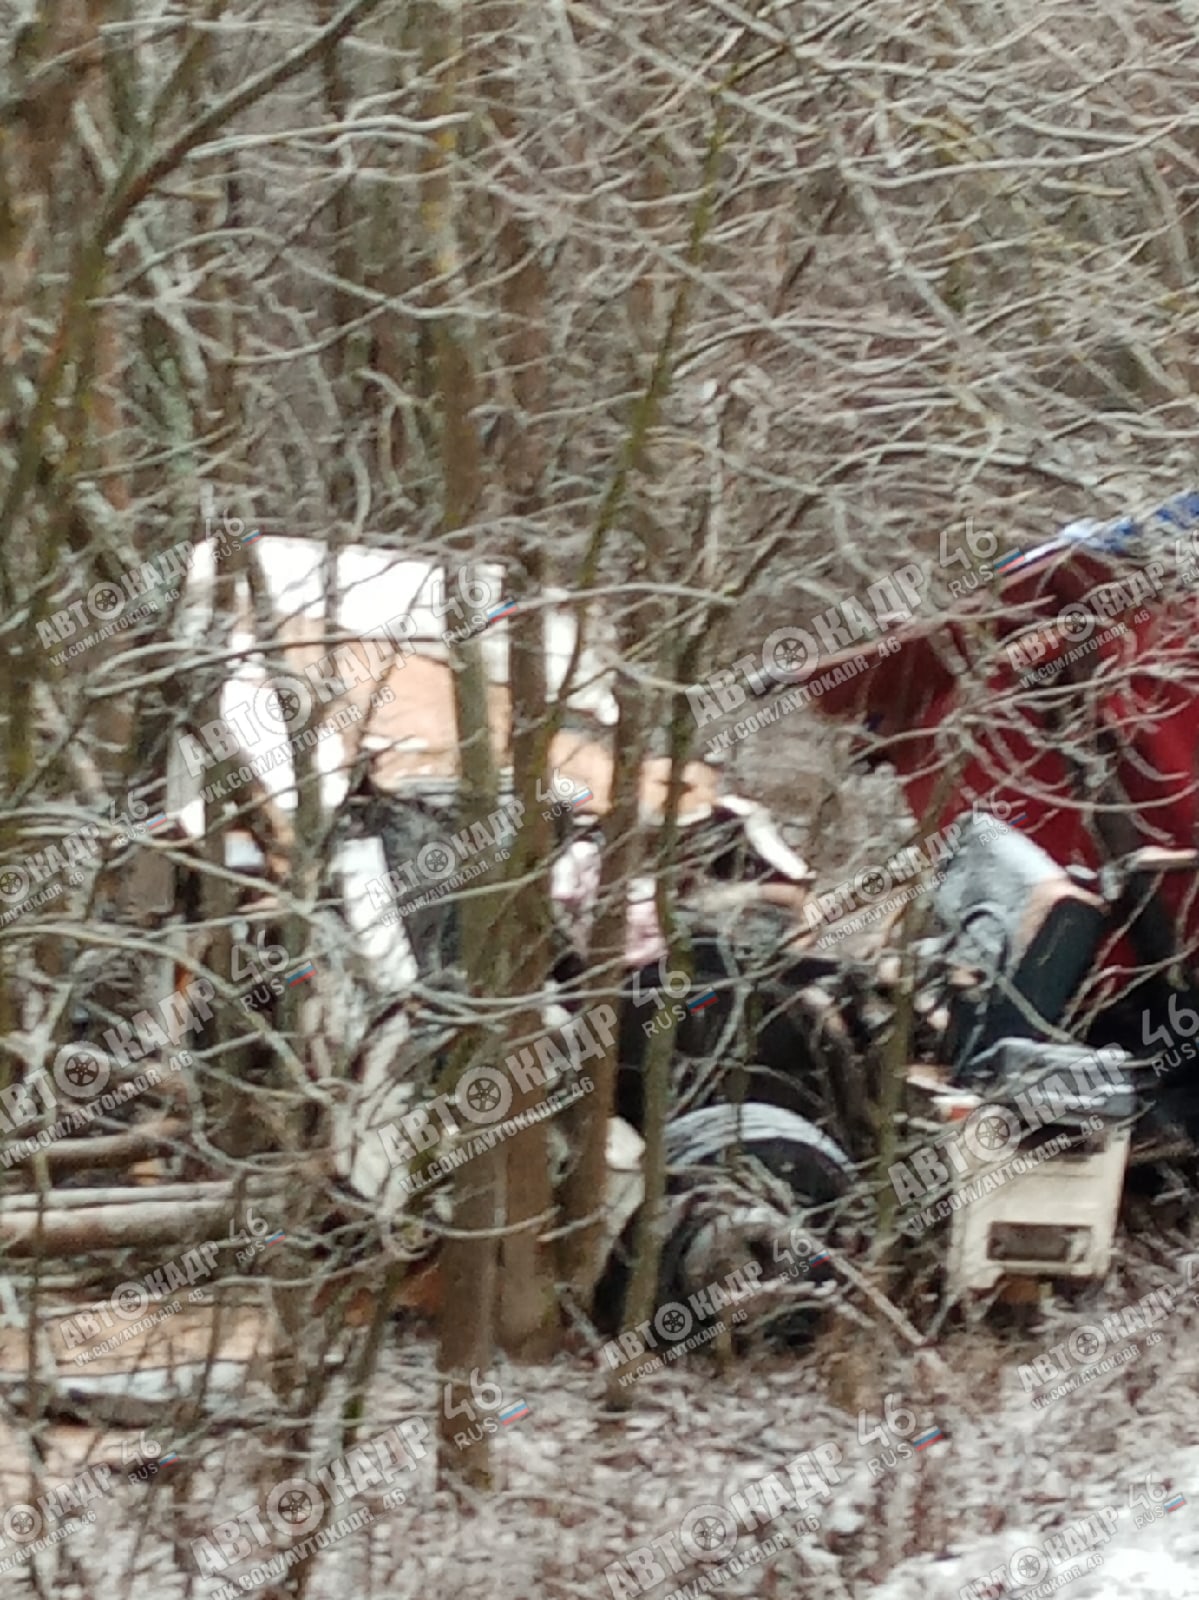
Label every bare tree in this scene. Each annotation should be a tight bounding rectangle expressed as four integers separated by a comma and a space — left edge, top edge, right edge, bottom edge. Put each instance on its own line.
0, 0, 1196, 1591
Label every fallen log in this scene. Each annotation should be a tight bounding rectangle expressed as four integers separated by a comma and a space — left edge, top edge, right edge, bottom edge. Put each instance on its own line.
0, 1178, 282, 1211
0, 1118, 185, 1176
0, 1200, 240, 1255
0, 1177, 289, 1255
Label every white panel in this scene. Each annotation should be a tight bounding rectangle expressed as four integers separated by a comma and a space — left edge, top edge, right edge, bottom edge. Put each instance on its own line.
252, 536, 326, 621
336, 837, 418, 994
329, 837, 417, 1202
544, 592, 618, 725
254, 541, 507, 644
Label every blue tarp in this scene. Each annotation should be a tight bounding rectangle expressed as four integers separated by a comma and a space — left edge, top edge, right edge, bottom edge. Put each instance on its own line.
1034, 488, 1199, 562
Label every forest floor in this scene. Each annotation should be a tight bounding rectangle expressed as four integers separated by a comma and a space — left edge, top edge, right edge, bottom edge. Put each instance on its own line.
16, 723, 1195, 1598
12, 1217, 1197, 1600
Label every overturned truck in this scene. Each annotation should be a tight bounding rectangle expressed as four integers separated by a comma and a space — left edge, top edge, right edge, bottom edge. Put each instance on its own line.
728, 490, 1199, 1301
338, 493, 1199, 1333
591, 491, 1199, 1326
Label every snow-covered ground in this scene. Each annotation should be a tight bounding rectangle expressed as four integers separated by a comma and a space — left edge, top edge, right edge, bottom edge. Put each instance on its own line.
13, 1229, 1198, 1599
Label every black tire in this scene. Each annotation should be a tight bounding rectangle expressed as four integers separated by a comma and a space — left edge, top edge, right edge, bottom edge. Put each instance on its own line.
663, 1102, 854, 1206
591, 1102, 854, 1339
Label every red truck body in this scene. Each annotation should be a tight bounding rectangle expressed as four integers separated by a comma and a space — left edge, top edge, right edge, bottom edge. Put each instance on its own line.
785, 495, 1199, 984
